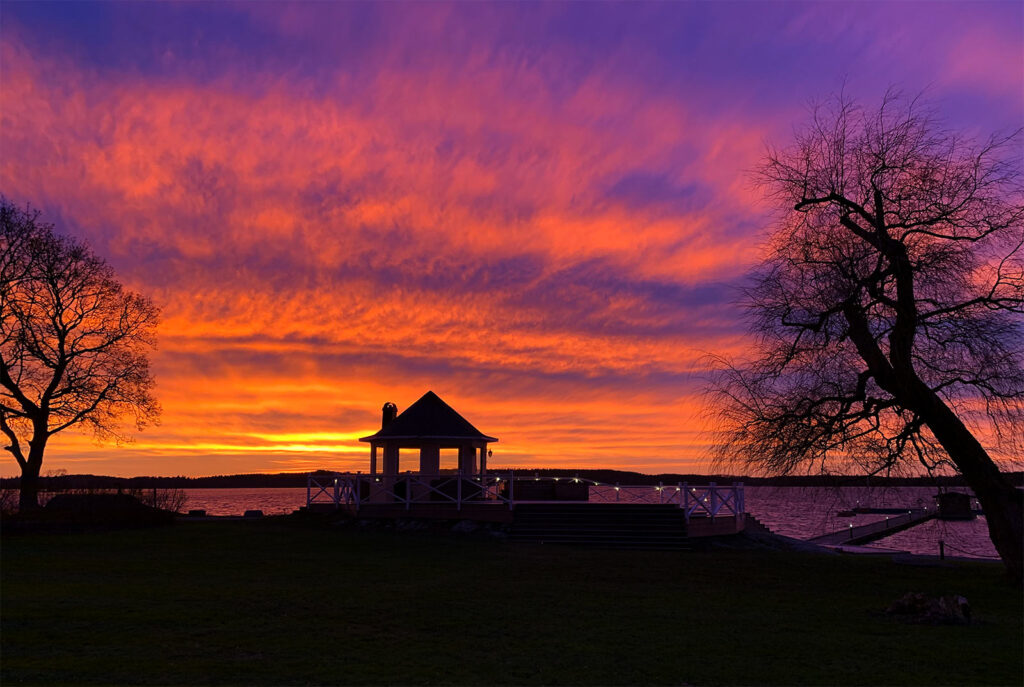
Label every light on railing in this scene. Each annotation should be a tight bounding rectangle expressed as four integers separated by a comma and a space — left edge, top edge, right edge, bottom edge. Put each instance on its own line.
676, 487, 681, 492
573, 478, 579, 483
655, 486, 662, 491
614, 486, 620, 491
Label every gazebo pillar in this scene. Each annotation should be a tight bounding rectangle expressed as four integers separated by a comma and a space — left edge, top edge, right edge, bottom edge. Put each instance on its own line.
383, 443, 400, 475
458, 444, 476, 474
370, 444, 378, 475
479, 445, 487, 476
419, 442, 440, 476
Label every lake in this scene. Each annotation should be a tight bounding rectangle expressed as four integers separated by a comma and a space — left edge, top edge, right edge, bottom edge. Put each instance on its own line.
174, 484, 1001, 560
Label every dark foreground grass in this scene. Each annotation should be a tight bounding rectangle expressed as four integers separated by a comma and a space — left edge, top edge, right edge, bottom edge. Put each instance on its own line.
2, 519, 1021, 686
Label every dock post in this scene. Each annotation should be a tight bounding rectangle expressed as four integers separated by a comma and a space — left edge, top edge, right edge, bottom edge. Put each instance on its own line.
306, 477, 311, 508
709, 481, 717, 520
509, 470, 515, 510
658, 481, 663, 504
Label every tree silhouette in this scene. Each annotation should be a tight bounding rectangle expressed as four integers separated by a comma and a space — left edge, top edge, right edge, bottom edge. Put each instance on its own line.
0, 200, 160, 512
710, 92, 1023, 580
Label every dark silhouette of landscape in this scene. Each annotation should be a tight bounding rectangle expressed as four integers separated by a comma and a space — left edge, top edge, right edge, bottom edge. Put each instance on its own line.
3, 469, 1019, 491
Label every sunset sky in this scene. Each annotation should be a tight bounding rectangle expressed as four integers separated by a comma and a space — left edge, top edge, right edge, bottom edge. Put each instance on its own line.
1, 2, 1021, 477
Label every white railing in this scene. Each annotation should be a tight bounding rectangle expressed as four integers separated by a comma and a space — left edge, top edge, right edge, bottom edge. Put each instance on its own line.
307, 471, 744, 521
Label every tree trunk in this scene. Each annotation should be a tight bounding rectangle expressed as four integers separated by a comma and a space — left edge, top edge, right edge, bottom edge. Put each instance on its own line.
18, 423, 48, 513
914, 385, 1023, 583
19, 458, 41, 512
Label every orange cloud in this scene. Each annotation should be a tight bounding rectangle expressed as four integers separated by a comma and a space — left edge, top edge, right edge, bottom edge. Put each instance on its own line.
0, 24, 777, 478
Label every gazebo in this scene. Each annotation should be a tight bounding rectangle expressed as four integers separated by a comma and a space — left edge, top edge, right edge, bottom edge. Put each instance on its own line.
359, 391, 497, 477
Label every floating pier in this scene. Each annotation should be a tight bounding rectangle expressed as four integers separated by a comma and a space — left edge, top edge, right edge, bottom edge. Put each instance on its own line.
807, 507, 936, 546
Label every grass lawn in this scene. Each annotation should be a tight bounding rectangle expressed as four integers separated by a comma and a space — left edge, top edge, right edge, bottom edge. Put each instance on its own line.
2, 518, 1021, 685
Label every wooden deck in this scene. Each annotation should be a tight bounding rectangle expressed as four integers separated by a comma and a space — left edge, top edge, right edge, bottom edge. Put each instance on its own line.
340, 501, 514, 523
308, 500, 746, 539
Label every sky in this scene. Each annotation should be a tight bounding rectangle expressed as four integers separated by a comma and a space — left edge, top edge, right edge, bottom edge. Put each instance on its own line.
1, 1, 1021, 477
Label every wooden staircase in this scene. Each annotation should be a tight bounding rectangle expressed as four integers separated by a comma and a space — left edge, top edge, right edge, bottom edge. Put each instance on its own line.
509, 503, 690, 550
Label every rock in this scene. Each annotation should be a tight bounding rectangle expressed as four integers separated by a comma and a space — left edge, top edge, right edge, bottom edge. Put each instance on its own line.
937, 595, 971, 623
885, 592, 971, 625
451, 519, 479, 533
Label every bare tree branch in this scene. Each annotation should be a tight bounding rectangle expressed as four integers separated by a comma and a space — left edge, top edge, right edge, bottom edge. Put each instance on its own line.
708, 91, 1024, 581
0, 199, 160, 511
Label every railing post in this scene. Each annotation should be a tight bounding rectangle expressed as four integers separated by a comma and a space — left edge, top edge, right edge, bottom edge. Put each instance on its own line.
616, 483, 620, 502
405, 471, 411, 511
682, 482, 688, 520
709, 481, 717, 519
658, 481, 663, 504
457, 471, 463, 512
306, 476, 311, 508
509, 470, 515, 510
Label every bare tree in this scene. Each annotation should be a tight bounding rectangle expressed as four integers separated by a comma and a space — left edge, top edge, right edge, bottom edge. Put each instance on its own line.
0, 200, 160, 512
710, 92, 1024, 580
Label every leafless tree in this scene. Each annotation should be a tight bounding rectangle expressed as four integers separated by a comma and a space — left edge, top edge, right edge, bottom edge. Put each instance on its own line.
0, 200, 160, 512
709, 92, 1024, 580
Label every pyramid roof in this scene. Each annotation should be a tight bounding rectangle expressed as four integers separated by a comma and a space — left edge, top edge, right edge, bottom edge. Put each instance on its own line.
359, 391, 498, 443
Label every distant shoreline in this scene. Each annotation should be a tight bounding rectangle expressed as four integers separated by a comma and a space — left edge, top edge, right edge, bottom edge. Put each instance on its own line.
3, 468, 1021, 490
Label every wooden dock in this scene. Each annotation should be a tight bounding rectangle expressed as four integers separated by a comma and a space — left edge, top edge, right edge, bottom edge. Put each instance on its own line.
808, 507, 936, 546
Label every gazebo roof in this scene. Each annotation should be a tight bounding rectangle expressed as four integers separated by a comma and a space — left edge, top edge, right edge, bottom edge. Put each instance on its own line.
359, 391, 498, 443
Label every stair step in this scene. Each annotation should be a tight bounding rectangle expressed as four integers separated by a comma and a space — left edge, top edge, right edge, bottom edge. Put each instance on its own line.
511, 527, 685, 535
508, 536, 691, 550
508, 503, 692, 550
